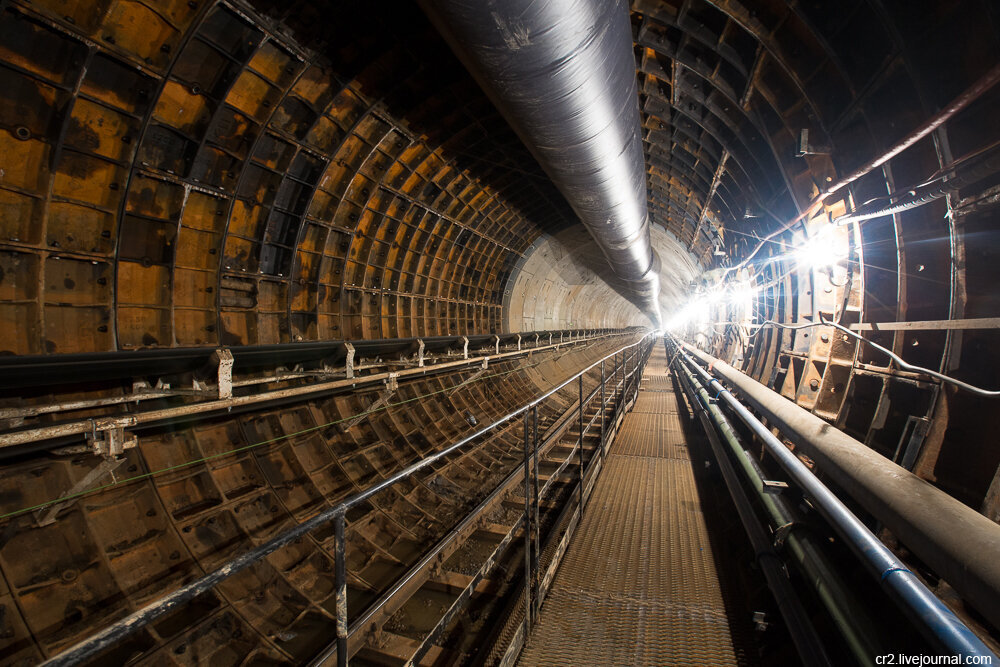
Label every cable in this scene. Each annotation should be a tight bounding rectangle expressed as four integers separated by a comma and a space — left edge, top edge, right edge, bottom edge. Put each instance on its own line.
851, 137, 1000, 211
833, 150, 1000, 226
746, 318, 1000, 397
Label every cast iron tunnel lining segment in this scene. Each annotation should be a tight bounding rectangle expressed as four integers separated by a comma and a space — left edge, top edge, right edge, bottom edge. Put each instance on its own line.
0, 0, 999, 664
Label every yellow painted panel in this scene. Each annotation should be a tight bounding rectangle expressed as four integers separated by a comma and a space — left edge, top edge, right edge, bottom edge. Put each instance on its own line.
153, 80, 210, 135
117, 260, 170, 306
65, 98, 136, 161
44, 256, 111, 305
0, 302, 37, 354
27, 0, 113, 34
103, 0, 178, 70
0, 188, 43, 245
125, 175, 184, 220
226, 71, 277, 123
248, 42, 297, 87
174, 268, 214, 309
43, 305, 112, 353
227, 199, 266, 239
291, 66, 333, 106
174, 308, 216, 346
175, 228, 220, 270
51, 152, 125, 209
116, 305, 171, 347
220, 310, 255, 346
181, 191, 227, 233
0, 251, 38, 301
257, 280, 286, 311
0, 134, 51, 193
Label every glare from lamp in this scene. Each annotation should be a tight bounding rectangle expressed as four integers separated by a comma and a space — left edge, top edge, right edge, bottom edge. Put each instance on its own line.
665, 301, 710, 331
793, 229, 849, 271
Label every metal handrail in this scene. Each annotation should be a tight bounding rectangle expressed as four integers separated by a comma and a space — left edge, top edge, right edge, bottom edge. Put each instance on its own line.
42, 331, 655, 667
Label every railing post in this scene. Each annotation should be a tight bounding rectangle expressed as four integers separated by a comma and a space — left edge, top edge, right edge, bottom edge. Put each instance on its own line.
578, 374, 584, 508
531, 405, 539, 618
522, 410, 533, 630
618, 351, 624, 409
600, 360, 606, 459
335, 510, 348, 667
619, 350, 624, 411
630, 346, 635, 400
626, 348, 633, 403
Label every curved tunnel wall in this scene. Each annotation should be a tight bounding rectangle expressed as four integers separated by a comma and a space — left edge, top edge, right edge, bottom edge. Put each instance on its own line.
0, 332, 638, 662
0, 0, 586, 355
2, 0, 1000, 661
506, 224, 701, 332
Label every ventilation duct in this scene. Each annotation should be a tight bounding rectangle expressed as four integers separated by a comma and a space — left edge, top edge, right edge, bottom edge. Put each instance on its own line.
420, 0, 662, 325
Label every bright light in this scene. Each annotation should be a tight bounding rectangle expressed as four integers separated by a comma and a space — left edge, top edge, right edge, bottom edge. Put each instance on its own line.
665, 301, 710, 331
727, 284, 758, 305
792, 227, 849, 271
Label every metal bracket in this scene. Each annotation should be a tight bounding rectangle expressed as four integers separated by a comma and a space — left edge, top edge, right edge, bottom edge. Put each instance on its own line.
761, 479, 789, 495
493, 335, 500, 355
796, 128, 831, 156
386, 339, 426, 369
34, 456, 126, 526
88, 424, 137, 459
342, 373, 398, 431
516, 334, 522, 351
213, 349, 234, 399
772, 521, 802, 550
461, 336, 469, 360
896, 416, 932, 471
345, 343, 355, 380
449, 358, 489, 395
132, 378, 173, 396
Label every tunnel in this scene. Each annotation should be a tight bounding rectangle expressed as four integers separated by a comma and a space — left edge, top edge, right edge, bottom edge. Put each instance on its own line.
1, 0, 1000, 664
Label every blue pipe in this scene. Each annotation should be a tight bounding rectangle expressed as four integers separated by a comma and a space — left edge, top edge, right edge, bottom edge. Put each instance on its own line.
671, 339, 995, 659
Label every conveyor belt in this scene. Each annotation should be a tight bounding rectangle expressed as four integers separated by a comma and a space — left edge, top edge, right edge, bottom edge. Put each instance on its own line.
517, 345, 738, 666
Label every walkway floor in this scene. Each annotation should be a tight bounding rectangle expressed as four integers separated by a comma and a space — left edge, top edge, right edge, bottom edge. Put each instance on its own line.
517, 345, 738, 666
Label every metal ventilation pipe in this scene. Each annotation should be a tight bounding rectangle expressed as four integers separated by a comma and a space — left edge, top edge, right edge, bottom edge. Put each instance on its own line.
420, 0, 662, 326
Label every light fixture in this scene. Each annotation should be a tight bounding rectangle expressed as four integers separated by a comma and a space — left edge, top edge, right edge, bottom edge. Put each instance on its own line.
665, 301, 711, 331
792, 227, 849, 271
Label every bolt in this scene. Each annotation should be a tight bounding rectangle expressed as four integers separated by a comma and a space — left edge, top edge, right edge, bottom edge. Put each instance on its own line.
809, 379, 819, 390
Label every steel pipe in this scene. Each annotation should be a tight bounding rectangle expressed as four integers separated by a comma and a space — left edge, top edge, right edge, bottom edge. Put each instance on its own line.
678, 341, 1000, 655
420, 0, 661, 324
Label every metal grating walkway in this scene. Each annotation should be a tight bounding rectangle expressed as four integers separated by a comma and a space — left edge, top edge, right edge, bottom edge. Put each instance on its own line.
517, 345, 738, 666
